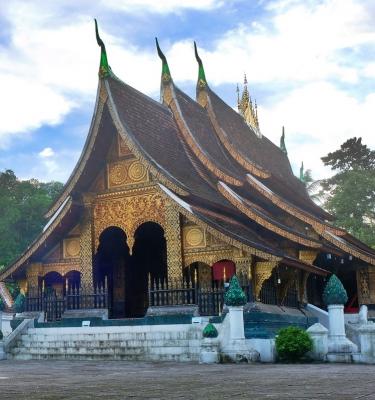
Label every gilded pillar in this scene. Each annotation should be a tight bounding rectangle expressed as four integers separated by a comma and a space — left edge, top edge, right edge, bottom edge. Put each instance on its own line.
254, 261, 277, 300
357, 267, 371, 305
164, 201, 183, 281
80, 195, 95, 290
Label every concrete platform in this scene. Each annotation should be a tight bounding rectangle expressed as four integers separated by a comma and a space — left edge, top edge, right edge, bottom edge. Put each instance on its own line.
0, 361, 374, 399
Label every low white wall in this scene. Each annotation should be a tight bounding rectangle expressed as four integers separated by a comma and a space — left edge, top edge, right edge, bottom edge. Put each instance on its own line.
247, 338, 275, 362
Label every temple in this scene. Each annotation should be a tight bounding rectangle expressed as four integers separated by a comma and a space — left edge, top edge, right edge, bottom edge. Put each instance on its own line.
1, 22, 375, 321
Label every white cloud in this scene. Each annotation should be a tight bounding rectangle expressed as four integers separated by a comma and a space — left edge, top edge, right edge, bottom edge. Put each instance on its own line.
260, 82, 375, 178
38, 147, 55, 158
103, 0, 224, 14
1, 0, 375, 182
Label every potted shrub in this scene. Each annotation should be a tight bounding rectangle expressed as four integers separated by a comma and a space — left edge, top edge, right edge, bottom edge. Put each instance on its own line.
199, 323, 219, 364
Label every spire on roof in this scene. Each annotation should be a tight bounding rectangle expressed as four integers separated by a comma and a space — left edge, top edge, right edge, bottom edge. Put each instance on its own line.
94, 19, 111, 78
236, 84, 240, 110
194, 42, 207, 89
300, 161, 305, 182
155, 38, 171, 83
280, 126, 288, 155
237, 73, 260, 136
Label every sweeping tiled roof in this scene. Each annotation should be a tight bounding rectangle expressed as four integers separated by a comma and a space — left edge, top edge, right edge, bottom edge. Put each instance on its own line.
3, 25, 375, 279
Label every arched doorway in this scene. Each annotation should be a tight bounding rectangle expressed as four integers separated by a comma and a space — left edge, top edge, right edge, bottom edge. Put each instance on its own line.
64, 270, 81, 292
95, 226, 130, 318
131, 222, 167, 317
212, 259, 236, 284
43, 271, 64, 296
184, 262, 212, 287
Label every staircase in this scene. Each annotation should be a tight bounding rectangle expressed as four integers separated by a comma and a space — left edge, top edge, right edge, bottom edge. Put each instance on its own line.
8, 324, 202, 361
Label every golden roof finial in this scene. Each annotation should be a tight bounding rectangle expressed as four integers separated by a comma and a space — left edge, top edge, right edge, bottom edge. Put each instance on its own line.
236, 83, 240, 111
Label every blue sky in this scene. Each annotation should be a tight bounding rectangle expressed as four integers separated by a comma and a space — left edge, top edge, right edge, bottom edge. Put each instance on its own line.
1, 0, 375, 182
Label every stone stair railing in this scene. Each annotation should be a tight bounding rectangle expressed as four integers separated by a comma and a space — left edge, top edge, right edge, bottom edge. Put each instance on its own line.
0, 281, 14, 308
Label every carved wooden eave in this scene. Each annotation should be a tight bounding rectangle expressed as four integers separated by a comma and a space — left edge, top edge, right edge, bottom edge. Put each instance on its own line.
217, 181, 321, 249
246, 174, 346, 236
198, 89, 270, 179
321, 231, 375, 266
162, 83, 243, 187
158, 184, 280, 262
45, 81, 107, 219
0, 197, 75, 281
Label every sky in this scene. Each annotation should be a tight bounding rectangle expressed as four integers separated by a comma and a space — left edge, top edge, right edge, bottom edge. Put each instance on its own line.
0, 0, 374, 183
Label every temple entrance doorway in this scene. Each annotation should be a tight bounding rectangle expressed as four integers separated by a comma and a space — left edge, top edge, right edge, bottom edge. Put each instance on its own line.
131, 222, 167, 317
95, 226, 130, 318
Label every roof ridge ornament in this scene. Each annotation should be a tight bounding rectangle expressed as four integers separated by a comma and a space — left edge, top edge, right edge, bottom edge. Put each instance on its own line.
300, 161, 304, 182
194, 41, 207, 89
280, 126, 288, 155
155, 38, 172, 83
237, 73, 261, 137
94, 19, 112, 79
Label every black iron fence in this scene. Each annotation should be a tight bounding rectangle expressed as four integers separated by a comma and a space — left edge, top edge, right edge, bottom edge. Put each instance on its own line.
25, 284, 108, 322
149, 274, 299, 314
25, 274, 300, 321
148, 274, 256, 316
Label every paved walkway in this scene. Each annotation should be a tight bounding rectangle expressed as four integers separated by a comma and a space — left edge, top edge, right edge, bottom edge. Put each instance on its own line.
0, 361, 374, 399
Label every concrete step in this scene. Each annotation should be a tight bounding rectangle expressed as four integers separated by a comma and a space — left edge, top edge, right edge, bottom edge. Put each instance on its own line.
10, 352, 199, 361
21, 332, 201, 342
15, 339, 201, 348
9, 324, 202, 361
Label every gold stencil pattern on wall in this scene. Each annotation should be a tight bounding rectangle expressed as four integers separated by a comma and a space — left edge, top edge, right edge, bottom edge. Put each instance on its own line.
108, 159, 149, 188
109, 161, 128, 186
63, 238, 81, 259
184, 227, 206, 248
128, 161, 147, 182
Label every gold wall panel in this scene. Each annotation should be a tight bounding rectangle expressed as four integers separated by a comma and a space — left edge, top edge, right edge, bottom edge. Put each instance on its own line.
93, 188, 166, 253
63, 238, 81, 259
183, 226, 206, 249
108, 159, 148, 189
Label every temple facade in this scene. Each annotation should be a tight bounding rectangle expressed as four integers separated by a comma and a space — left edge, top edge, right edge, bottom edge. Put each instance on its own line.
1, 22, 375, 320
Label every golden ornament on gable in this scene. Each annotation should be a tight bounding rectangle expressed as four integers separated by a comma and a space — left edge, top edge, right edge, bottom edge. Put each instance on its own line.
183, 227, 206, 248
109, 161, 128, 186
128, 161, 147, 182
63, 238, 81, 259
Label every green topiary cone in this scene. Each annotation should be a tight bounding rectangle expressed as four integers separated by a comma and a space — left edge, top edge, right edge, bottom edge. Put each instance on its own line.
322, 274, 348, 306
224, 275, 247, 306
202, 323, 218, 338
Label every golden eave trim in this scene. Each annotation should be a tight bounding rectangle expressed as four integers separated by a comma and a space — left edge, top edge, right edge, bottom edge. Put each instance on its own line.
105, 80, 188, 197
246, 174, 345, 237
0, 197, 74, 281
203, 92, 270, 179
45, 81, 107, 219
322, 231, 375, 266
164, 84, 243, 187
218, 181, 321, 249
158, 184, 279, 262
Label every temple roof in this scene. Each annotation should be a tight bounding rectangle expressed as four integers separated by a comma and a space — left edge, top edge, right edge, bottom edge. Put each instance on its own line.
3, 25, 375, 279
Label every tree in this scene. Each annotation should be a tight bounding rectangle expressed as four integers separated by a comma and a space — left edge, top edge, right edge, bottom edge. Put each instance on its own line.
320, 138, 375, 248
0, 170, 63, 269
